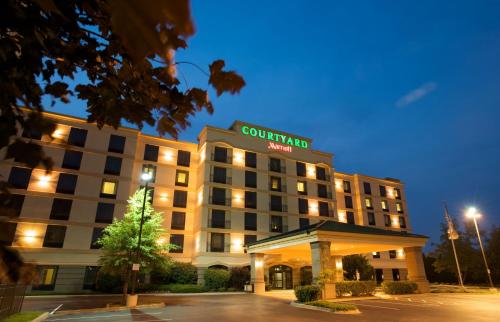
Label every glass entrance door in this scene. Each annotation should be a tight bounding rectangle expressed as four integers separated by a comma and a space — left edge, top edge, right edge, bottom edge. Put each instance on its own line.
269, 265, 293, 289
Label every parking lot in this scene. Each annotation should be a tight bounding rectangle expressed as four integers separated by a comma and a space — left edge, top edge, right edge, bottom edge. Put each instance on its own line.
24, 292, 500, 322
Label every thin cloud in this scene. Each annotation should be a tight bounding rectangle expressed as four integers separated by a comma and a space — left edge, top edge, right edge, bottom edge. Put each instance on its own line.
396, 82, 437, 108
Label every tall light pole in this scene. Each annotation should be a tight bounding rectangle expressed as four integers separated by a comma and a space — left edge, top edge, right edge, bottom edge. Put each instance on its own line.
465, 207, 496, 291
444, 203, 464, 289
128, 170, 153, 305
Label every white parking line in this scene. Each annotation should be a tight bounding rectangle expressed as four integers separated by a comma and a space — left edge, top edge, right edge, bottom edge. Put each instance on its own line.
342, 302, 400, 310
48, 311, 166, 321
372, 300, 439, 308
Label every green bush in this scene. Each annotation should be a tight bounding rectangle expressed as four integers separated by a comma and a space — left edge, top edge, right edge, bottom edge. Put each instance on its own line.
95, 271, 122, 293
294, 285, 321, 303
307, 301, 358, 312
166, 284, 208, 293
335, 281, 376, 297
382, 281, 418, 294
204, 269, 230, 290
228, 267, 250, 290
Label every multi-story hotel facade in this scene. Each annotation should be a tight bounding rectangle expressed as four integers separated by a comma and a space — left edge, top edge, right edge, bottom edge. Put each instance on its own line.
0, 111, 426, 293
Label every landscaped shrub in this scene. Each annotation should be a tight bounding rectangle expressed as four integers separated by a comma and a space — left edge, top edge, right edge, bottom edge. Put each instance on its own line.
382, 281, 418, 294
166, 284, 208, 293
307, 301, 358, 312
170, 262, 198, 284
335, 281, 376, 297
294, 285, 321, 303
204, 269, 230, 290
228, 267, 250, 290
95, 271, 122, 293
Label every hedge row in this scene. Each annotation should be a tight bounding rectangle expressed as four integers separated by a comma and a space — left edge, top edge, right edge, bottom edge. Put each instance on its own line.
382, 281, 418, 294
335, 281, 376, 297
294, 285, 321, 303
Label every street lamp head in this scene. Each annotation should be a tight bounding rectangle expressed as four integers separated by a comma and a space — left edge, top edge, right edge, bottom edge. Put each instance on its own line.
466, 207, 480, 219
141, 172, 153, 182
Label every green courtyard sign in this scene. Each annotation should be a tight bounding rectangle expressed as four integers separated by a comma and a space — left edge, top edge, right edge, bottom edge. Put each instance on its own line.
241, 125, 309, 150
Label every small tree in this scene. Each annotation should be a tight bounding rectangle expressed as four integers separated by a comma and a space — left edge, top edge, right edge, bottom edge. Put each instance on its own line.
97, 188, 171, 301
342, 255, 374, 280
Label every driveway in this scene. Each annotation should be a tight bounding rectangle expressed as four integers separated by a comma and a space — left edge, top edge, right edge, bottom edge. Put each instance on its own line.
24, 292, 500, 322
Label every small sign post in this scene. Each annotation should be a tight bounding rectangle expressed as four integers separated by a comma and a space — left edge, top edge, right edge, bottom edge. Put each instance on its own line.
132, 263, 140, 271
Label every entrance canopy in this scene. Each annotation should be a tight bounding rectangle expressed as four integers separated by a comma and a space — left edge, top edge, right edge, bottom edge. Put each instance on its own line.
246, 221, 427, 261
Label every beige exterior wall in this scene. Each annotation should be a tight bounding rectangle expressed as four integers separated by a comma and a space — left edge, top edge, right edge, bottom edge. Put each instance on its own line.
0, 113, 413, 291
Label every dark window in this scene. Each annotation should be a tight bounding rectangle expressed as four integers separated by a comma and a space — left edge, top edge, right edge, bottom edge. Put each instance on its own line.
210, 233, 225, 252
104, 156, 122, 175
316, 167, 327, 181
343, 180, 351, 193
211, 188, 226, 206
171, 212, 186, 230
49, 199, 72, 220
211, 209, 226, 228
212, 166, 227, 184
319, 201, 330, 216
399, 216, 407, 228
32, 266, 58, 291
22, 127, 42, 140
175, 170, 189, 187
245, 191, 257, 209
269, 158, 282, 172
346, 211, 355, 224
245, 151, 257, 168
384, 214, 391, 227
90, 227, 104, 249
0, 222, 17, 246
108, 135, 126, 153
170, 234, 184, 253
0, 194, 25, 217
83, 266, 99, 290
67, 127, 88, 147
299, 218, 310, 229
244, 234, 257, 246
270, 176, 282, 191
177, 150, 191, 167
298, 198, 309, 214
270, 195, 283, 212
379, 185, 387, 197
317, 184, 327, 198
43, 225, 66, 248
344, 195, 353, 209
270, 215, 283, 233
95, 202, 114, 223
392, 268, 400, 281
99, 179, 117, 199
363, 182, 372, 195
372, 252, 381, 259
394, 188, 401, 200
56, 173, 78, 194
389, 250, 397, 259
143, 144, 159, 162
213, 146, 228, 163
296, 162, 306, 177
368, 212, 376, 226
245, 171, 257, 188
244, 212, 257, 231
173, 190, 188, 208
8, 167, 32, 189
62, 150, 83, 170
142, 164, 156, 182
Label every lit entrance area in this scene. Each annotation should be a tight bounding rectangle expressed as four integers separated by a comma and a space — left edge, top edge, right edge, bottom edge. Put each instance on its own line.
269, 265, 293, 289
247, 221, 430, 298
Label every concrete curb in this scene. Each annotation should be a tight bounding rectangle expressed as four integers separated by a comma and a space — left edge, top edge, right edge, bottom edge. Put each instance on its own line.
290, 301, 361, 315
26, 291, 247, 299
30, 312, 49, 322
54, 303, 166, 316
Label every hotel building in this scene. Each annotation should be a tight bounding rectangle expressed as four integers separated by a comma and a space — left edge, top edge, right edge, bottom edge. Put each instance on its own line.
0, 111, 428, 293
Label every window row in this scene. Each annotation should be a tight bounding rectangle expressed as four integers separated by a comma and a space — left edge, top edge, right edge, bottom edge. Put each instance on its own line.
363, 182, 401, 199
144, 144, 191, 167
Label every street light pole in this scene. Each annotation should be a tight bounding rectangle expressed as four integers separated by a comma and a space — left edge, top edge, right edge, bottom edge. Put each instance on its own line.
466, 208, 496, 291
128, 171, 153, 304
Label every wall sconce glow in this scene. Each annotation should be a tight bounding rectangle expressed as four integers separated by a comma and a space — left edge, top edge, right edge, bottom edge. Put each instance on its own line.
38, 175, 50, 187
52, 129, 63, 139
157, 237, 166, 245
338, 211, 347, 223
335, 258, 343, 269
372, 252, 378, 256
306, 165, 316, 178
141, 172, 153, 181
233, 152, 244, 165
232, 238, 243, 252
200, 148, 206, 163
24, 230, 37, 244
335, 180, 343, 192
195, 236, 200, 252
164, 151, 173, 161
160, 193, 168, 201
234, 194, 242, 203
386, 187, 394, 198
255, 260, 263, 268
197, 191, 203, 205
309, 201, 318, 214
397, 249, 405, 258
391, 217, 399, 227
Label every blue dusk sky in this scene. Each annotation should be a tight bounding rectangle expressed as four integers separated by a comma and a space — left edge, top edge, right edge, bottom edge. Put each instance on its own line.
46, 0, 500, 247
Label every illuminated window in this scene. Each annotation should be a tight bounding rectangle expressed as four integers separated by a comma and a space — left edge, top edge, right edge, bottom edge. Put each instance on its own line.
396, 202, 403, 213
365, 197, 373, 209
394, 188, 401, 200
142, 164, 156, 182
270, 176, 281, 191
343, 181, 351, 193
32, 266, 58, 290
175, 170, 189, 187
100, 180, 117, 198
297, 181, 307, 195
381, 200, 389, 211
